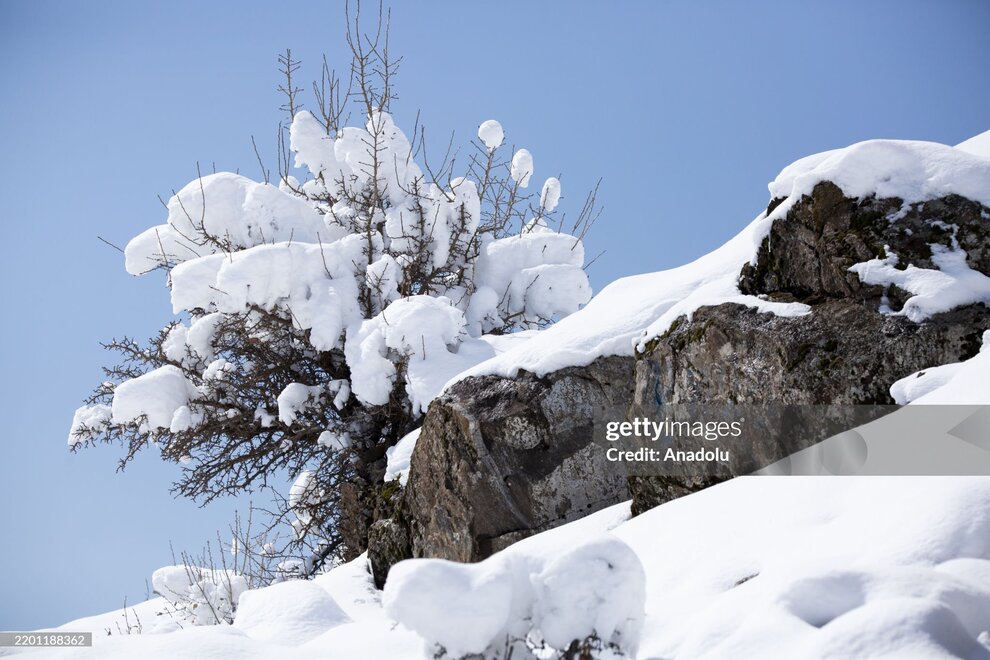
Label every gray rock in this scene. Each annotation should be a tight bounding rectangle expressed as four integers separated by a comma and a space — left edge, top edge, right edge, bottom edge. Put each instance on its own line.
371, 356, 634, 585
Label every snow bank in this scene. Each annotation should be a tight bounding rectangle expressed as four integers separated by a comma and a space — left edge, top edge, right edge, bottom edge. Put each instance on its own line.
534, 537, 645, 654
383, 555, 515, 658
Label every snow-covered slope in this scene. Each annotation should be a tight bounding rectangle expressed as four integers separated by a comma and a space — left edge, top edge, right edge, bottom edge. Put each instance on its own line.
956, 129, 990, 159
22, 477, 990, 659
450, 136, 990, 387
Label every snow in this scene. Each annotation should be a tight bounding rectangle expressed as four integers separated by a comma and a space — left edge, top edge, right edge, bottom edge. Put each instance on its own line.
384, 428, 420, 485
344, 295, 466, 411
28, 476, 990, 659
276, 383, 322, 426
383, 554, 515, 658
151, 565, 248, 626
768, 139, 990, 214
288, 471, 321, 525
539, 176, 561, 212
472, 229, 592, 331
124, 172, 329, 275
850, 242, 990, 323
344, 296, 548, 415
533, 537, 645, 654
383, 534, 645, 658
478, 119, 504, 151
610, 477, 990, 659
956, 129, 990, 159
510, 148, 534, 187
110, 366, 199, 431
193, 239, 365, 351
891, 330, 990, 405
233, 580, 349, 644
67, 404, 111, 446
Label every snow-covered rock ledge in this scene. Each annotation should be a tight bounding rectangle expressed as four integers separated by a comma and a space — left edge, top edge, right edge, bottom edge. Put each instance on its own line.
372, 131, 990, 581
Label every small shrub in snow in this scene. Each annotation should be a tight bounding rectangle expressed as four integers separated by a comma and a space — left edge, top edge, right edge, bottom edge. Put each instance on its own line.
152, 564, 248, 626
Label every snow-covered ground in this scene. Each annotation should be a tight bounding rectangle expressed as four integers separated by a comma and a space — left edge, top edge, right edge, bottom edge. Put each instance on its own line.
15, 476, 990, 659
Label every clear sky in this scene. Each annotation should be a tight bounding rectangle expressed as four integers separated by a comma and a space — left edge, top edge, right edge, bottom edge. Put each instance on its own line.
1, 0, 988, 631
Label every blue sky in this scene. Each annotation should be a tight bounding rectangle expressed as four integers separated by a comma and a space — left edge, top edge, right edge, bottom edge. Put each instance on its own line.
1, 0, 988, 631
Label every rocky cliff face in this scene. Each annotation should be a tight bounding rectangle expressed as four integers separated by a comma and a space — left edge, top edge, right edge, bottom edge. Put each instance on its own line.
369, 181, 990, 586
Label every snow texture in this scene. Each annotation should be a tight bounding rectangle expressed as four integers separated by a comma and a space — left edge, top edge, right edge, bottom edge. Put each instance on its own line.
276, 383, 323, 426
67, 404, 111, 446
288, 470, 322, 525
151, 565, 248, 626
768, 139, 990, 213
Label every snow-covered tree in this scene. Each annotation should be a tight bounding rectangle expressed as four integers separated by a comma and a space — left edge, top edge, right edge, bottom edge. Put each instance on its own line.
68, 8, 597, 572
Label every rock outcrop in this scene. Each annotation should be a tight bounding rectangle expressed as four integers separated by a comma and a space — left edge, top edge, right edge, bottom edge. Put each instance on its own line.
630, 183, 990, 510
369, 181, 990, 586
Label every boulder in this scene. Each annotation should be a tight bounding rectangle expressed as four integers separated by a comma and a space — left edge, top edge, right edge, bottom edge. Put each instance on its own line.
370, 356, 634, 585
